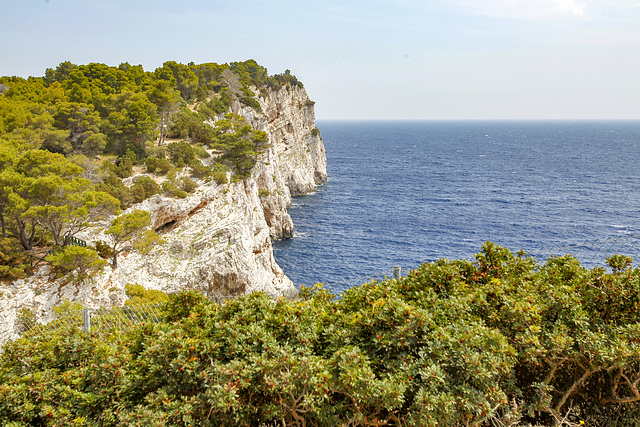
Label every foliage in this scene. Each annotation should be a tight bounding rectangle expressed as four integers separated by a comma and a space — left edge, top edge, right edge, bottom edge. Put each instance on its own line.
193, 143, 211, 159
102, 152, 139, 179
161, 180, 188, 199
265, 68, 304, 91
187, 159, 212, 179
230, 59, 269, 88
0, 237, 31, 280
0, 59, 298, 286
1, 243, 639, 426
211, 162, 230, 184
147, 80, 182, 145
200, 90, 232, 115
94, 239, 113, 259
105, 210, 162, 268
130, 176, 162, 204
96, 168, 133, 210
178, 176, 198, 193
124, 283, 169, 306
0, 149, 120, 249
103, 91, 159, 157
46, 245, 106, 283
208, 114, 269, 179
145, 156, 172, 174
2, 59, 289, 158
166, 140, 196, 167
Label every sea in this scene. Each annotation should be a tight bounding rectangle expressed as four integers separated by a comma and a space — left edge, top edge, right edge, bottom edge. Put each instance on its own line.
272, 120, 640, 292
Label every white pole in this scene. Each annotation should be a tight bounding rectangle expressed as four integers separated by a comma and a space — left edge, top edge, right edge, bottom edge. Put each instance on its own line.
83, 309, 91, 333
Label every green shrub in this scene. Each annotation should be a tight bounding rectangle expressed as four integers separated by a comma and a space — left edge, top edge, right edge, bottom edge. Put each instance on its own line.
179, 176, 197, 193
193, 143, 211, 159
112, 149, 139, 178
166, 167, 177, 181
97, 170, 133, 209
211, 114, 268, 179
145, 145, 166, 159
202, 90, 231, 115
3, 244, 640, 426
166, 141, 196, 166
46, 246, 106, 283
145, 156, 158, 173
156, 158, 172, 174
187, 159, 212, 178
0, 237, 31, 280
130, 176, 161, 204
145, 156, 171, 174
125, 283, 169, 306
211, 162, 229, 184
94, 240, 113, 259
162, 180, 187, 199
240, 86, 262, 112
265, 69, 304, 90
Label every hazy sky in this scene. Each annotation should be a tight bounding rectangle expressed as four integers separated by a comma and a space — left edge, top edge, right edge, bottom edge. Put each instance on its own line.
2, 0, 640, 120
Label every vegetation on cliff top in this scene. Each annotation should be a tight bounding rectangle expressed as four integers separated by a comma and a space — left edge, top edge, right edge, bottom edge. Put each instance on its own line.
1, 243, 639, 426
0, 60, 303, 280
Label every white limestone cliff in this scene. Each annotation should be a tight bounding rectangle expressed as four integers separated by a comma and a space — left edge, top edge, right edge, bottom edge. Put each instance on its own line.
0, 84, 326, 345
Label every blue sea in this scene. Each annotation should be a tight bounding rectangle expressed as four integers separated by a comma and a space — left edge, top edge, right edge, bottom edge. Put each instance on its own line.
273, 121, 640, 291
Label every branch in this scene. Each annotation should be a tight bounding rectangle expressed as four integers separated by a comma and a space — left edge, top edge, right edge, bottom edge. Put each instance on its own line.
543, 356, 569, 385
601, 371, 640, 404
17, 356, 31, 370
554, 366, 600, 413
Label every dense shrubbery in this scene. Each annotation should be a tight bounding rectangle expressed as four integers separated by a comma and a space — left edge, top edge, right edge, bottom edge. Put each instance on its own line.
1, 243, 639, 426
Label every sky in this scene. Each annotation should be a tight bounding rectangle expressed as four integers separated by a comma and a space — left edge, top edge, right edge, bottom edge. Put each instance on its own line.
1, 0, 640, 120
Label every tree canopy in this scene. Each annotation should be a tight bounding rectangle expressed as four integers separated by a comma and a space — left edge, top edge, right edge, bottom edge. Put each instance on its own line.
1, 59, 296, 158
0, 59, 298, 277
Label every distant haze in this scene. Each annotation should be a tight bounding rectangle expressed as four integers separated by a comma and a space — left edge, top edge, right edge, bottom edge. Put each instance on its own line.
2, 0, 639, 120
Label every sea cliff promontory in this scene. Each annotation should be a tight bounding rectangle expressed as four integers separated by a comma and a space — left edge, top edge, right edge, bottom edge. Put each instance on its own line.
0, 61, 326, 343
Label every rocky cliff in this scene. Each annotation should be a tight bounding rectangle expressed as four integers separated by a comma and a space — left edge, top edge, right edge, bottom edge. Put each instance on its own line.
0, 84, 326, 344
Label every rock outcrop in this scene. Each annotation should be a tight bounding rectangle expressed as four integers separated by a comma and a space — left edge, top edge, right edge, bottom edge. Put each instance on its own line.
0, 83, 326, 345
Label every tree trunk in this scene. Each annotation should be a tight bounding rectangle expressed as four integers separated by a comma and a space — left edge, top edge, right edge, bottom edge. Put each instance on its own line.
28, 222, 37, 248
16, 219, 32, 250
159, 111, 167, 145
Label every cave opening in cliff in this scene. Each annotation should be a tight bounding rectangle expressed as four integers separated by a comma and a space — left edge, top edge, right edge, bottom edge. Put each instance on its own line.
155, 220, 177, 234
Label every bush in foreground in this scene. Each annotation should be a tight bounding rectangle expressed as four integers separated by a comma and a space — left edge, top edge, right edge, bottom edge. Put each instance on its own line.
0, 242, 639, 426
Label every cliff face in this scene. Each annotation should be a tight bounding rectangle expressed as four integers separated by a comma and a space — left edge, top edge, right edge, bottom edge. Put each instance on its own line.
259, 85, 327, 195
0, 84, 326, 344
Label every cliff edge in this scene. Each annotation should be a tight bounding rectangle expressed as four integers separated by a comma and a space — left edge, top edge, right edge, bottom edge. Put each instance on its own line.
0, 83, 326, 343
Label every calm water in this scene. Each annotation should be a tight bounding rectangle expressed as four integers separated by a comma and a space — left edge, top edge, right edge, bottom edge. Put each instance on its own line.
273, 120, 640, 290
